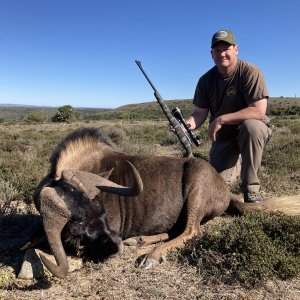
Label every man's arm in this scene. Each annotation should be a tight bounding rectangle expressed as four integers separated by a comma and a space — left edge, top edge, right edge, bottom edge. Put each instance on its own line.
209, 98, 268, 141
186, 107, 209, 130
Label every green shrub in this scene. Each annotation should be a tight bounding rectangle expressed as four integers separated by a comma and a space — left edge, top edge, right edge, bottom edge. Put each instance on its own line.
173, 211, 300, 287
25, 113, 46, 123
51, 105, 80, 122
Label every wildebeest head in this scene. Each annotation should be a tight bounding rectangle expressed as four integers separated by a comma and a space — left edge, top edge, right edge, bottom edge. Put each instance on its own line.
36, 160, 143, 278
62, 201, 123, 262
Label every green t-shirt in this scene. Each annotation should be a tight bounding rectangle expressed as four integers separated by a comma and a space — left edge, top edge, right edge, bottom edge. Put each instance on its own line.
193, 59, 269, 140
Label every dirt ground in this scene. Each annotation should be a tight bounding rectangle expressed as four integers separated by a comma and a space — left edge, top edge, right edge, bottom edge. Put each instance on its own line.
1, 248, 300, 300
0, 196, 300, 300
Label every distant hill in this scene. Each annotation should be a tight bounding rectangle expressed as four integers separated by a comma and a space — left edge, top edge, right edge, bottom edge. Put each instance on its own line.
0, 105, 109, 123
0, 97, 299, 123
0, 103, 109, 109
117, 97, 300, 110
92, 97, 300, 121
267, 97, 300, 107
0, 103, 45, 108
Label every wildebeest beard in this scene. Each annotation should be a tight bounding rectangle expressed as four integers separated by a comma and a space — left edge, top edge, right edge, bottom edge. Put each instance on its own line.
62, 200, 121, 262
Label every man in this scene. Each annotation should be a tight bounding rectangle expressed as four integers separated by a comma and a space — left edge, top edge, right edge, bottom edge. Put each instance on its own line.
185, 29, 272, 203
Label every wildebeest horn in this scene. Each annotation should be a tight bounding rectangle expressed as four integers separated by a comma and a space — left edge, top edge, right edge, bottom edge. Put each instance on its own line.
61, 160, 143, 199
39, 187, 71, 278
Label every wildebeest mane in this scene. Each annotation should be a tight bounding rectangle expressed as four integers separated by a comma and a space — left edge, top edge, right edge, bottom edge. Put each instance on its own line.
49, 127, 115, 179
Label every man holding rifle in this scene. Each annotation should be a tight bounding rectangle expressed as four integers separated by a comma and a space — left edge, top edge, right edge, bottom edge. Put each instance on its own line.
185, 29, 272, 203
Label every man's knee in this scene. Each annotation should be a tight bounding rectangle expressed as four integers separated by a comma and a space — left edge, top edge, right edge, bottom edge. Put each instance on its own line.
238, 119, 270, 143
239, 119, 263, 137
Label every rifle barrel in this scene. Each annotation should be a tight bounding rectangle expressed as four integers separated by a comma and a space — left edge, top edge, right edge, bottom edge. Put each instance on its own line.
135, 60, 194, 157
135, 60, 158, 93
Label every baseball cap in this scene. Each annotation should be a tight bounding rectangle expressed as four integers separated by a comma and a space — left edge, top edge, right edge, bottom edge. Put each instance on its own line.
211, 30, 236, 48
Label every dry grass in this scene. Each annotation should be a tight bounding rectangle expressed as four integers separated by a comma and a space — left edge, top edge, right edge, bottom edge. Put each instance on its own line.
0, 118, 300, 299
1, 215, 300, 300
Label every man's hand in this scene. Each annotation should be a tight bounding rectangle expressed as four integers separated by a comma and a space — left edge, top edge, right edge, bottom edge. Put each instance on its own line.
208, 99, 268, 141
208, 118, 222, 141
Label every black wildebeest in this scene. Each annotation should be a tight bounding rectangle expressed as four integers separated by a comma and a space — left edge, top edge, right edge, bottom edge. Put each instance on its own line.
32, 127, 245, 278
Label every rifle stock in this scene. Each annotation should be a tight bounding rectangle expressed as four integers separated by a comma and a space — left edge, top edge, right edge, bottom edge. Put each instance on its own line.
135, 60, 193, 157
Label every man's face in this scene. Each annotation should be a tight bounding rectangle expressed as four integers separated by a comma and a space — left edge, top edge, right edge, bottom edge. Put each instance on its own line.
211, 42, 238, 71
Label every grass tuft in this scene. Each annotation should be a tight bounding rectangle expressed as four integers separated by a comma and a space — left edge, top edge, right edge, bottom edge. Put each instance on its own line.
0, 180, 19, 205
172, 211, 300, 287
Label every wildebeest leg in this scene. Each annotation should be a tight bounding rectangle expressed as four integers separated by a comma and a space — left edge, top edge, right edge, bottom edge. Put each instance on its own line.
138, 225, 201, 269
139, 187, 204, 269
123, 233, 169, 247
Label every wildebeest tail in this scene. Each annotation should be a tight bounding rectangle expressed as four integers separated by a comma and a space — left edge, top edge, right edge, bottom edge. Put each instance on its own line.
225, 194, 263, 216
226, 194, 300, 216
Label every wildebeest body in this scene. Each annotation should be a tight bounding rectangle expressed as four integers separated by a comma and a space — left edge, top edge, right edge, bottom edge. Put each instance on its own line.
99, 155, 230, 238
33, 127, 232, 278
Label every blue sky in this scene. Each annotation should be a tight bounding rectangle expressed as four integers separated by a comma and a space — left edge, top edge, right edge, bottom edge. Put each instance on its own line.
0, 0, 299, 108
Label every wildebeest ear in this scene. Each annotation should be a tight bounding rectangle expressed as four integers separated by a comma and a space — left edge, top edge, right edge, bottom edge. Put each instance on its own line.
98, 167, 114, 179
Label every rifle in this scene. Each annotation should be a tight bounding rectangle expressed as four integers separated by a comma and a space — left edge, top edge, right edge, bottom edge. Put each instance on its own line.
171, 107, 201, 147
135, 60, 200, 156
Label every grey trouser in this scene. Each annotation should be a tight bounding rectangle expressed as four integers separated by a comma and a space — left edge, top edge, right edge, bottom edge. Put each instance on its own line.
209, 119, 273, 193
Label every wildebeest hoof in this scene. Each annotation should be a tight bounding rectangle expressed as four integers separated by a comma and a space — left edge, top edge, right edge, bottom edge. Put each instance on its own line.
123, 238, 138, 246
123, 236, 147, 247
143, 257, 159, 269
136, 254, 159, 269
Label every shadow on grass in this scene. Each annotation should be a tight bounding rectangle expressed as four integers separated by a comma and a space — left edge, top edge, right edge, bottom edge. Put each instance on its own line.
0, 211, 42, 275
5, 278, 52, 291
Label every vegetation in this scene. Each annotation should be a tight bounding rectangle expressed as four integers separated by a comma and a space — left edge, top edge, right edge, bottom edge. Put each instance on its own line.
1, 97, 298, 125
51, 105, 80, 122
0, 106, 109, 124
172, 211, 300, 287
268, 97, 300, 116
0, 99, 299, 298
0, 102, 298, 203
25, 112, 46, 123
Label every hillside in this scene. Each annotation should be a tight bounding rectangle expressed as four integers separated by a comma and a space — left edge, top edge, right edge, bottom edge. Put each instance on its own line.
0, 106, 109, 123
88, 96, 300, 121
0, 97, 299, 123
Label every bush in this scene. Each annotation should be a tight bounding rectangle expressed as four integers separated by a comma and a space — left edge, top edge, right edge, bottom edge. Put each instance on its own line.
25, 113, 46, 123
99, 126, 129, 145
51, 105, 80, 122
173, 211, 300, 287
